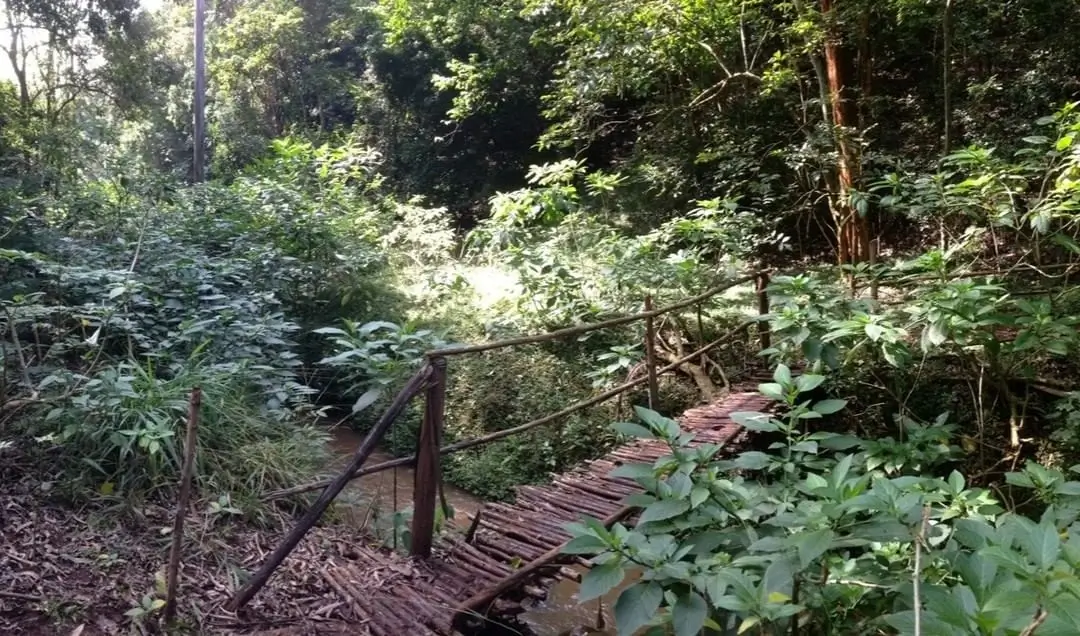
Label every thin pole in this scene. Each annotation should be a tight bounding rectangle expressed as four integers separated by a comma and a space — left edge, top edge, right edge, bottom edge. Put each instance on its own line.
192, 0, 207, 183
410, 357, 447, 557
163, 387, 202, 624
426, 274, 759, 357
643, 296, 659, 410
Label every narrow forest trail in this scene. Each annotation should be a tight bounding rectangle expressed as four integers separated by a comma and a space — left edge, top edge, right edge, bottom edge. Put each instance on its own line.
251, 390, 767, 636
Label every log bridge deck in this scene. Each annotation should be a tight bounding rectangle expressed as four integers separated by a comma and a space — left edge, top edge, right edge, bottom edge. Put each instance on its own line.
305, 391, 766, 635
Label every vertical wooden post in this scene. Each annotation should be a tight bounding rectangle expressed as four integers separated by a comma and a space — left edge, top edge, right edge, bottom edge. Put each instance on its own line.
164, 387, 201, 624
411, 356, 446, 557
756, 274, 771, 351
192, 0, 207, 183
644, 296, 659, 410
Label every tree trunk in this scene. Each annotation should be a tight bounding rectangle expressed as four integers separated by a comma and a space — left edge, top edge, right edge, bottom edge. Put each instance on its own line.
821, 0, 870, 268
943, 0, 954, 154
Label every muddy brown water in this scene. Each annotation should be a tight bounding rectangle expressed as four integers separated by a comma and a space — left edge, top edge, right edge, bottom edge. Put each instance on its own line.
328, 426, 632, 635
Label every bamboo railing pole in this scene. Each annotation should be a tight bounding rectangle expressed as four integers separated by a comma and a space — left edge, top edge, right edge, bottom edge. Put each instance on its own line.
263, 320, 754, 502
426, 274, 758, 357
410, 357, 446, 557
643, 296, 659, 410
227, 365, 433, 610
163, 387, 201, 624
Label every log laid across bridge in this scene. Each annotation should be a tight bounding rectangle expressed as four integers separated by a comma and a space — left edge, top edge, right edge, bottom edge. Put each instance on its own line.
247, 390, 766, 635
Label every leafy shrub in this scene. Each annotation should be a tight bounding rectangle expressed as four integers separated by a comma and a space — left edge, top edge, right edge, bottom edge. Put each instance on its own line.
566, 365, 1080, 636
440, 346, 623, 499
32, 362, 328, 505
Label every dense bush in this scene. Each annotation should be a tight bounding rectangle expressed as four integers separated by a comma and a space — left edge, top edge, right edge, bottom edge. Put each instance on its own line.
440, 346, 630, 499
567, 368, 1080, 636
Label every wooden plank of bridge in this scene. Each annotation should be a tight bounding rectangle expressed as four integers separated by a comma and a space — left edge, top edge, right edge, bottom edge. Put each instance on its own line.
297, 390, 768, 636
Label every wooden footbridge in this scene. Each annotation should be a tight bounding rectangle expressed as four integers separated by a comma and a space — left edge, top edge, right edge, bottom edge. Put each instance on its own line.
226, 273, 775, 634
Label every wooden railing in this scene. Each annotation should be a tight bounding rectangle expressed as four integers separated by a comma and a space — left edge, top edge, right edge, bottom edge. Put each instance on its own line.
228, 271, 771, 610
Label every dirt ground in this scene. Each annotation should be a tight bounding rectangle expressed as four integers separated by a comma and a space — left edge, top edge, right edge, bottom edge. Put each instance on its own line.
0, 440, 378, 635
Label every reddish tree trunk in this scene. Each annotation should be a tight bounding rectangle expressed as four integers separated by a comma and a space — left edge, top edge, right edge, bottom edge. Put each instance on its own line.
821, 0, 870, 266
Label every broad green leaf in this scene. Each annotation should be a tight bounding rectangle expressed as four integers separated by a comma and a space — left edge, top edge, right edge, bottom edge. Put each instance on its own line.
773, 364, 793, 386
762, 557, 795, 598
312, 327, 349, 336
359, 320, 400, 334
793, 529, 835, 568
579, 561, 624, 602
795, 374, 825, 392
639, 499, 691, 524
1027, 518, 1060, 569
812, 399, 847, 415
927, 321, 949, 346
351, 387, 383, 413
614, 582, 663, 636
672, 591, 708, 636
563, 534, 608, 554
738, 616, 760, 634
613, 422, 655, 439
690, 486, 710, 509
734, 451, 771, 470
731, 411, 780, 432
666, 472, 693, 499
758, 382, 786, 401
634, 407, 679, 438
610, 463, 654, 479
982, 546, 1033, 576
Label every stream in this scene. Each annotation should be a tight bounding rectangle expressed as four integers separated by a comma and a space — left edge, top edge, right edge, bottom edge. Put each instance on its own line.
328, 426, 627, 635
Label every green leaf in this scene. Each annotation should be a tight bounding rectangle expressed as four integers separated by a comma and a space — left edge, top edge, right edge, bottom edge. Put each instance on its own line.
982, 546, 1033, 576
613, 422, 655, 439
639, 499, 691, 524
731, 411, 780, 432
773, 364, 793, 386
762, 557, 795, 598
758, 382, 786, 401
690, 486, 710, 509
579, 561, 624, 602
610, 463, 655, 479
793, 529, 835, 568
812, 399, 847, 415
738, 616, 761, 634
927, 321, 949, 346
634, 407, 679, 438
672, 591, 708, 636
666, 472, 693, 499
312, 327, 349, 336
795, 374, 825, 392
614, 582, 663, 636
352, 388, 382, 413
1027, 519, 1061, 569
563, 534, 608, 554
734, 451, 771, 470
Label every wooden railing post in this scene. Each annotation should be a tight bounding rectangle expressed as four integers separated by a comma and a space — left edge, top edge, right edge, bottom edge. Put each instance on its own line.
411, 356, 447, 558
643, 296, 659, 410
756, 273, 771, 351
